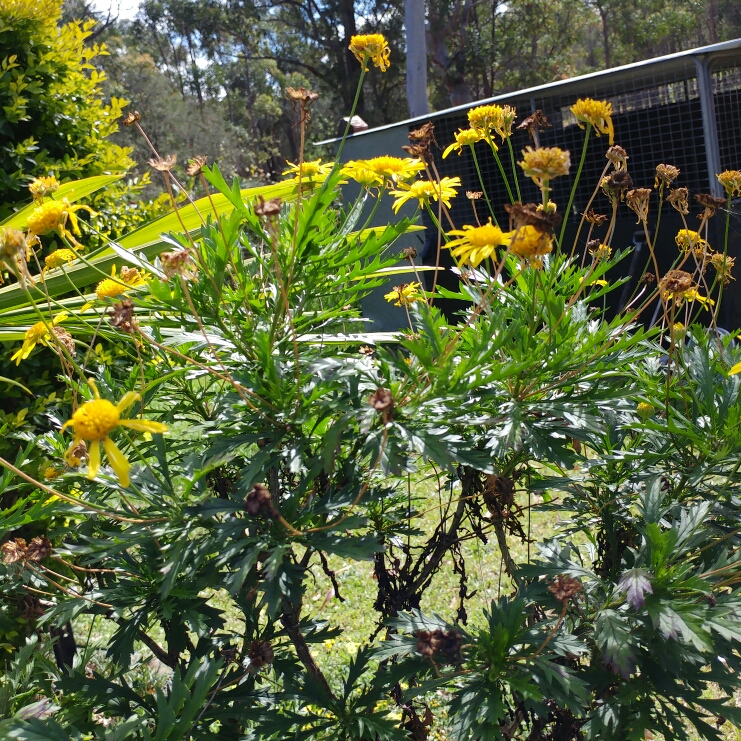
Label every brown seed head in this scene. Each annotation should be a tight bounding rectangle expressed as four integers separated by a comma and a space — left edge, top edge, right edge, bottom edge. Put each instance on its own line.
416, 630, 437, 656
66, 439, 88, 467
655, 164, 680, 187
401, 247, 417, 260
660, 269, 694, 300
160, 249, 195, 279
1, 538, 27, 564
582, 209, 608, 226
122, 111, 141, 126
52, 326, 75, 356
466, 191, 483, 201
254, 196, 283, 220
625, 188, 651, 224
415, 629, 462, 661
667, 187, 689, 215
186, 155, 207, 177
248, 639, 275, 668
601, 170, 633, 199
402, 144, 428, 158
286, 86, 319, 105
244, 483, 274, 517
505, 201, 561, 233
358, 345, 375, 356
148, 154, 177, 172
517, 110, 551, 141
606, 145, 629, 171
220, 647, 238, 664
0, 227, 27, 258
548, 574, 583, 602
408, 121, 436, 145
641, 272, 656, 285
25, 536, 52, 562
109, 299, 136, 333
369, 388, 394, 413
710, 253, 735, 284
694, 193, 727, 218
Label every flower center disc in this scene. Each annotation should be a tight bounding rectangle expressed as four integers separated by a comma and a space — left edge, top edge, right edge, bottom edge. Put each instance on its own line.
70, 399, 120, 440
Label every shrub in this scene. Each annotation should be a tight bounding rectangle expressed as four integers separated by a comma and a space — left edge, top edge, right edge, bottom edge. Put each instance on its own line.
1, 37, 741, 741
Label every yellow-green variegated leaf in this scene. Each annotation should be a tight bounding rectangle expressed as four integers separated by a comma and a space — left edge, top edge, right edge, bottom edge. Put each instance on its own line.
362, 266, 443, 279
0, 174, 125, 229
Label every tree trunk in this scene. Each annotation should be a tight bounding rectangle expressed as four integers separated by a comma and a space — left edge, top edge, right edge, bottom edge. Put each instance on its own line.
405, 0, 429, 118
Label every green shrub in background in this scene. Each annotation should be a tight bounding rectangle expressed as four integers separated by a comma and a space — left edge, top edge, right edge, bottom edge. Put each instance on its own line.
3, 34, 741, 741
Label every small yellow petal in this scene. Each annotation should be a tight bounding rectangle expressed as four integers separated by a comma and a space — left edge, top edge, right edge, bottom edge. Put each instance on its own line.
117, 391, 141, 413
88, 440, 101, 479
103, 437, 131, 488
88, 378, 101, 400
119, 419, 168, 434
729, 361, 741, 376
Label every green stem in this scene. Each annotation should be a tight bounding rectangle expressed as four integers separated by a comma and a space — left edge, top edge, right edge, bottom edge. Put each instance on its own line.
489, 136, 515, 204
506, 137, 522, 203
470, 146, 498, 226
559, 124, 591, 248
331, 61, 368, 172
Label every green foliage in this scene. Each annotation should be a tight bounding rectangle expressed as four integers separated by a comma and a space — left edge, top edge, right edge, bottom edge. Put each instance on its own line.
3, 78, 741, 741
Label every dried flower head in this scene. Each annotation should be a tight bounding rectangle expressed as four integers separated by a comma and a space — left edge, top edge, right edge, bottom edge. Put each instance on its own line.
52, 326, 75, 356
25, 536, 52, 562
710, 253, 735, 284
601, 170, 633, 199
66, 439, 87, 467
401, 247, 417, 260
625, 188, 652, 224
406, 122, 436, 159
160, 249, 196, 279
641, 272, 656, 285
186, 155, 207, 177
589, 242, 612, 262
244, 483, 274, 517
248, 640, 275, 669
1, 538, 27, 564
29, 175, 60, 201
659, 269, 694, 300
466, 191, 483, 201
369, 388, 394, 413
286, 86, 319, 105
519, 146, 571, 188
415, 629, 462, 661
348, 34, 391, 72
504, 201, 561, 233
254, 196, 283, 220
517, 110, 551, 142
583, 209, 608, 226
0, 226, 35, 286
667, 187, 689, 215
148, 154, 177, 172
655, 164, 680, 188
570, 98, 614, 144
606, 145, 629, 171
717, 170, 741, 197
548, 574, 583, 602
122, 110, 141, 126
109, 299, 136, 333
358, 345, 375, 356
695, 192, 727, 218
220, 647, 238, 664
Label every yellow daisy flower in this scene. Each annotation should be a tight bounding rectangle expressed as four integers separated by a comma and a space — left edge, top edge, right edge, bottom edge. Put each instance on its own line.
505, 225, 553, 265
519, 147, 571, 188
44, 248, 78, 271
570, 98, 614, 145
26, 198, 96, 248
10, 312, 69, 365
467, 104, 517, 140
684, 288, 715, 310
389, 177, 460, 214
62, 379, 168, 487
442, 128, 484, 159
29, 175, 60, 201
357, 156, 425, 184
348, 34, 391, 72
717, 170, 741, 197
384, 281, 423, 306
446, 220, 506, 268
282, 159, 333, 181
675, 229, 711, 256
341, 161, 385, 188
